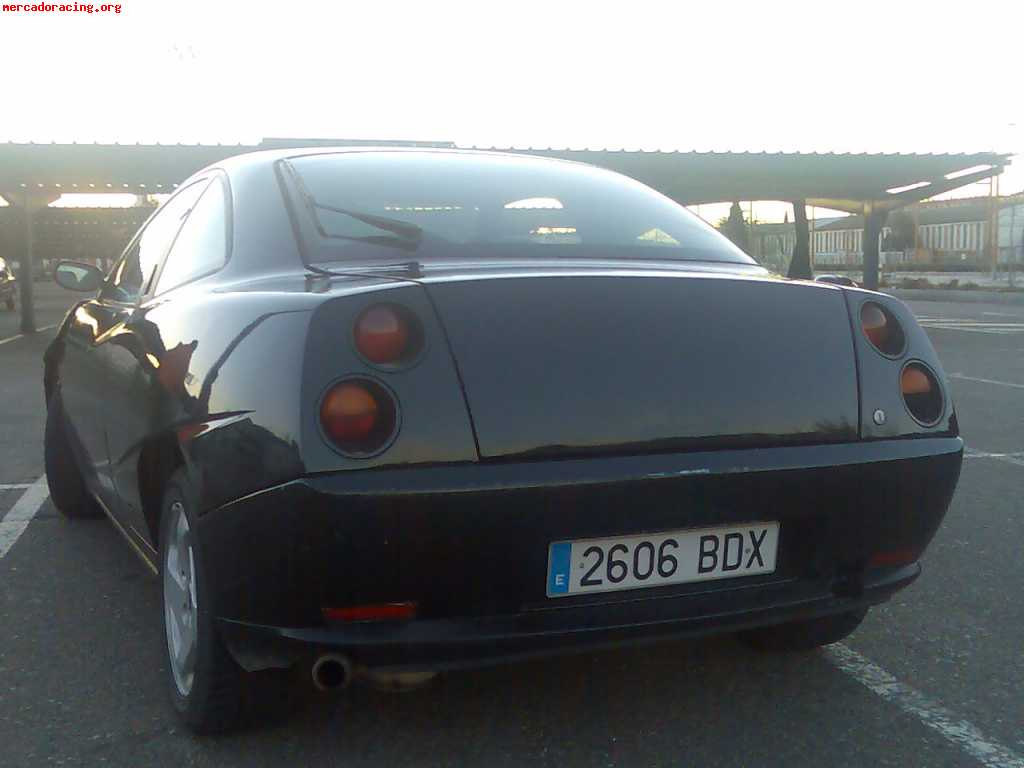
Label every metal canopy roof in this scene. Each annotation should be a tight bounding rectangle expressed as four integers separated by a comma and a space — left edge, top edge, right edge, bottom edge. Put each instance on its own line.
0, 141, 1010, 213
484, 148, 1010, 212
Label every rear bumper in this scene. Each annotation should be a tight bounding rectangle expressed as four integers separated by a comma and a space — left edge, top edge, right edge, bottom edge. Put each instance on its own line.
220, 563, 918, 672
198, 437, 962, 671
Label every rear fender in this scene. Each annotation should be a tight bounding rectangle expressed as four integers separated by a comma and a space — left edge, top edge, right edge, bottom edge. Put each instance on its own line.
135, 292, 317, 516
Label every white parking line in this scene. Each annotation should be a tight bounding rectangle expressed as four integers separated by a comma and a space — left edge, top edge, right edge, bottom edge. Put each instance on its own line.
964, 449, 1024, 467
0, 476, 49, 560
0, 324, 58, 347
826, 644, 1024, 768
0, 483, 32, 490
917, 318, 1024, 335
950, 373, 1024, 390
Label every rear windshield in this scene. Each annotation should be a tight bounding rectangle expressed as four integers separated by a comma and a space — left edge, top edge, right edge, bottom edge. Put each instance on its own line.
283, 152, 755, 265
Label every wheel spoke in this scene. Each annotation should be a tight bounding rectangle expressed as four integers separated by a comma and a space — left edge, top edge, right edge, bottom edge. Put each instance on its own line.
166, 601, 184, 656
187, 544, 197, 610
165, 571, 185, 609
179, 623, 197, 675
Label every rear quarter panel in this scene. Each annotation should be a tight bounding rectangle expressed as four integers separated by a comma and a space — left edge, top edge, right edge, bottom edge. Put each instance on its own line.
114, 288, 322, 520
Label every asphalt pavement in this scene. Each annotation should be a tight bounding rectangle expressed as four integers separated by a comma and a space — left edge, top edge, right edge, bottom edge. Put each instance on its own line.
1, 283, 1023, 767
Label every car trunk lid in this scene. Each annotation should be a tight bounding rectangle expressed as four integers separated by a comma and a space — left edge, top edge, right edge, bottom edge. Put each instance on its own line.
424, 271, 859, 460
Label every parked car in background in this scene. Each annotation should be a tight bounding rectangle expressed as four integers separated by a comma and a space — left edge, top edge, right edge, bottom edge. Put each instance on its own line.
46, 148, 962, 733
0, 257, 16, 310
815, 273, 858, 287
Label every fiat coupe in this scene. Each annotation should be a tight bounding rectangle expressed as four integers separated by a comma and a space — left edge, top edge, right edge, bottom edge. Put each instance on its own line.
45, 148, 962, 732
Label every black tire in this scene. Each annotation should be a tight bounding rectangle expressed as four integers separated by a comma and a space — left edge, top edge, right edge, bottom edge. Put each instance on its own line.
160, 468, 245, 734
738, 609, 867, 652
44, 391, 101, 518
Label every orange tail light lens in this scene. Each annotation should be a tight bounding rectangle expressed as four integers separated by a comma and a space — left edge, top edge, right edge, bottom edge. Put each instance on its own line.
355, 304, 411, 364
861, 303, 889, 348
901, 366, 932, 396
320, 382, 378, 443
901, 362, 943, 426
319, 378, 398, 455
860, 302, 906, 356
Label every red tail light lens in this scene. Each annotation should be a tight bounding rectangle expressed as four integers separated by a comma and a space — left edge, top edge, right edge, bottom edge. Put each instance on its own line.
901, 362, 943, 426
355, 304, 411, 364
868, 549, 918, 568
860, 302, 905, 356
322, 602, 417, 623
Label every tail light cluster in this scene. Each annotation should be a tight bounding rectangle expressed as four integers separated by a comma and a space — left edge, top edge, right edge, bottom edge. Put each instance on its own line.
319, 303, 423, 457
860, 301, 944, 427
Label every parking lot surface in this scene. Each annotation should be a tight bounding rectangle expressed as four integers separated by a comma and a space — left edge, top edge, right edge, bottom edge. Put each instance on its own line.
1, 284, 1023, 767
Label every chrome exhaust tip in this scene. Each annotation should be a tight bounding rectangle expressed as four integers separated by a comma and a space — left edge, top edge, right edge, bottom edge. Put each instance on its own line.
311, 653, 353, 692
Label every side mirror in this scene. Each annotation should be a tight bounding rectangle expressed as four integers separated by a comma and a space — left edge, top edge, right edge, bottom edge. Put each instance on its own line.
54, 261, 104, 293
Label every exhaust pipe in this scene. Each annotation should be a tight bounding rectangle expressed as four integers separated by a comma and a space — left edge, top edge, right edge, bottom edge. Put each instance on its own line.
311, 653, 353, 692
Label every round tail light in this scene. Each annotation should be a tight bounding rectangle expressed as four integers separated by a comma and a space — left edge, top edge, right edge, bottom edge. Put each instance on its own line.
861, 302, 905, 356
320, 379, 398, 455
355, 304, 420, 365
901, 362, 943, 426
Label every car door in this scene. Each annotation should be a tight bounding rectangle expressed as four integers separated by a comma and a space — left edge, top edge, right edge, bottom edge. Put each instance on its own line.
70, 180, 211, 541
106, 176, 229, 548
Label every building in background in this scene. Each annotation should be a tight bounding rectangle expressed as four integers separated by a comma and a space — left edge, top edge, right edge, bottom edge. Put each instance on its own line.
751, 195, 1024, 274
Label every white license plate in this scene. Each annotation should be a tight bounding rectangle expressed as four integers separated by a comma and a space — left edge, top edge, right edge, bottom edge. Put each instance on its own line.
546, 522, 779, 597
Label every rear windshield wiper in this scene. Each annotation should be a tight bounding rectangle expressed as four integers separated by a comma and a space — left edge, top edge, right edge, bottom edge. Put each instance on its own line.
306, 260, 424, 280
286, 164, 424, 251
309, 202, 424, 251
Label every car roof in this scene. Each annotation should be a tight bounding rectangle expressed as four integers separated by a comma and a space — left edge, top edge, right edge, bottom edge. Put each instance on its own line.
204, 145, 592, 182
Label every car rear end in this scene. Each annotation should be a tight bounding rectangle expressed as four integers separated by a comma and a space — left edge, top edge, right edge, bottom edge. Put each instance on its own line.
203, 268, 961, 673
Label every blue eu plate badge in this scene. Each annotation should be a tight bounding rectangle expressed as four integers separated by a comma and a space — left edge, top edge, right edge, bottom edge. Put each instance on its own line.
547, 542, 572, 596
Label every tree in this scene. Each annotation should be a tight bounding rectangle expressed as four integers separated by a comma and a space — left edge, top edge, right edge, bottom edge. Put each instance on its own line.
717, 201, 751, 254
882, 210, 915, 252
787, 200, 812, 279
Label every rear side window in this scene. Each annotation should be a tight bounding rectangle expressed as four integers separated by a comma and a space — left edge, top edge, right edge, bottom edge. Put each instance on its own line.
103, 179, 209, 303
154, 177, 228, 295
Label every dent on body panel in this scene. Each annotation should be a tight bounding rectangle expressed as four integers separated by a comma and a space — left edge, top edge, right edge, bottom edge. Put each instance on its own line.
137, 294, 313, 512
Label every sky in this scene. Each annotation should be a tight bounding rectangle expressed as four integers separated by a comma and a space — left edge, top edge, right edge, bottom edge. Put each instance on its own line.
1, 0, 1021, 221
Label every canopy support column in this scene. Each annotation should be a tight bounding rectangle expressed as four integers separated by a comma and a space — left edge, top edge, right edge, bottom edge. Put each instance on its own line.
862, 204, 887, 291
13, 190, 60, 334
787, 200, 811, 279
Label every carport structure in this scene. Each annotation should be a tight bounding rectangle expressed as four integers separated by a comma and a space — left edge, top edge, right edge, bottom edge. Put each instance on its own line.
0, 140, 1009, 332
498, 147, 1010, 289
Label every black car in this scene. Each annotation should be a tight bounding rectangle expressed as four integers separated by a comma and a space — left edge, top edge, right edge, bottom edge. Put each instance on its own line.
46, 148, 962, 733
0, 257, 16, 310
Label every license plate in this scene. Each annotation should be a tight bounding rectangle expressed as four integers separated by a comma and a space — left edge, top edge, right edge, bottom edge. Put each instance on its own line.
546, 522, 779, 597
